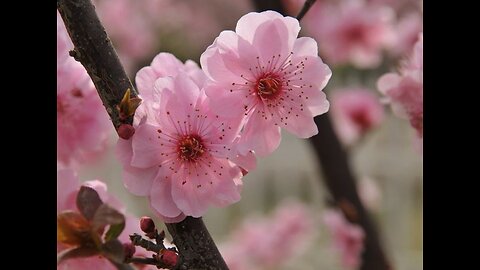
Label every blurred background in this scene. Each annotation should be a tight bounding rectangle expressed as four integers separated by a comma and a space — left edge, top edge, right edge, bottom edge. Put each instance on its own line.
66, 0, 422, 269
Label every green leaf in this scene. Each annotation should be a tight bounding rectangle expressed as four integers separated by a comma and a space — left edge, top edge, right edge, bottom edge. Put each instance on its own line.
105, 222, 125, 242
76, 186, 104, 221
101, 239, 125, 264
57, 246, 99, 265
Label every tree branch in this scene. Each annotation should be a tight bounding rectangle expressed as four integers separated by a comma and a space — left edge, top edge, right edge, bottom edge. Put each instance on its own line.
250, 1, 392, 269
296, 0, 317, 21
57, 1, 228, 269
310, 114, 391, 270
57, 0, 137, 129
166, 217, 229, 270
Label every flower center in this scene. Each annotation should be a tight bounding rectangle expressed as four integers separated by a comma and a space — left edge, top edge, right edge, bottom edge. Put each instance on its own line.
178, 135, 205, 161
256, 75, 282, 99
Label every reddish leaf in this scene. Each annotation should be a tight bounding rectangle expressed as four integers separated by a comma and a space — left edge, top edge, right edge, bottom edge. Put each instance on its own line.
57, 246, 99, 265
76, 186, 103, 221
57, 211, 91, 246
92, 204, 125, 233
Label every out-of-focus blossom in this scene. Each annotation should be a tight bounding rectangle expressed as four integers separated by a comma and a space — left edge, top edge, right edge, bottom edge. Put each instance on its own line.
57, 12, 111, 167
201, 10, 331, 156
302, 0, 395, 68
57, 169, 155, 270
323, 209, 365, 269
117, 55, 246, 222
388, 12, 423, 57
221, 201, 315, 270
377, 33, 423, 139
330, 88, 385, 145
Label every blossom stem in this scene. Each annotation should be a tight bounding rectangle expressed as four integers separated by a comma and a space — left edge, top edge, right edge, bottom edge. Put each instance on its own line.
57, 1, 228, 269
296, 0, 317, 21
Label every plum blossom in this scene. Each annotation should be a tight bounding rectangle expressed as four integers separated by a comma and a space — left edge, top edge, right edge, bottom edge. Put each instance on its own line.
302, 0, 395, 68
221, 201, 315, 270
388, 12, 423, 57
57, 169, 155, 270
117, 62, 246, 222
377, 33, 423, 139
57, 12, 111, 166
330, 88, 385, 145
323, 209, 365, 268
201, 10, 331, 156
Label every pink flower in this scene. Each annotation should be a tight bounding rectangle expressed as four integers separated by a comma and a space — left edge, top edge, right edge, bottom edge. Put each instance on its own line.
303, 0, 395, 68
201, 11, 331, 156
323, 209, 365, 269
377, 33, 423, 138
221, 201, 315, 269
57, 12, 111, 166
57, 169, 153, 270
330, 88, 385, 145
116, 69, 244, 222
388, 12, 423, 57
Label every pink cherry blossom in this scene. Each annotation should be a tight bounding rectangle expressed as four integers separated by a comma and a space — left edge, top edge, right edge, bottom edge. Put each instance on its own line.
116, 70, 245, 222
303, 0, 395, 68
57, 12, 111, 167
330, 88, 385, 145
201, 10, 331, 156
377, 33, 423, 138
388, 12, 423, 57
323, 209, 365, 268
221, 201, 315, 269
57, 169, 155, 270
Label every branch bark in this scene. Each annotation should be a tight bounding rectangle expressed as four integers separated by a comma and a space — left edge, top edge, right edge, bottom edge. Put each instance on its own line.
250, 1, 392, 269
57, 1, 228, 269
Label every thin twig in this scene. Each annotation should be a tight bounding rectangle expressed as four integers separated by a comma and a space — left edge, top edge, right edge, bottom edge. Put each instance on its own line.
296, 0, 317, 21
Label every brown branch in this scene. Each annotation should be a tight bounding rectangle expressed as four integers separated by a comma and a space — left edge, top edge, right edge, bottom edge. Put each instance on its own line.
130, 234, 162, 253
57, 0, 137, 129
250, 1, 392, 269
165, 217, 229, 270
57, 1, 228, 269
310, 114, 391, 270
296, 0, 317, 21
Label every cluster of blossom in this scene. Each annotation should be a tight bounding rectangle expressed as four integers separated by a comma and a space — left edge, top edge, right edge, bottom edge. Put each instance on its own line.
57, 12, 111, 167
323, 208, 366, 268
284, 0, 422, 68
377, 33, 423, 147
93, 0, 253, 75
57, 169, 157, 270
220, 201, 316, 270
116, 10, 332, 222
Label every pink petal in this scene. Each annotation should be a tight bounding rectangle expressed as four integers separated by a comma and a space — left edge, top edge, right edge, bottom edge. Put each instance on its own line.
171, 166, 211, 217
293, 37, 319, 57
377, 73, 401, 95
123, 164, 158, 196
57, 169, 79, 213
204, 84, 246, 117
149, 176, 183, 218
252, 19, 290, 62
237, 112, 281, 156
131, 123, 164, 168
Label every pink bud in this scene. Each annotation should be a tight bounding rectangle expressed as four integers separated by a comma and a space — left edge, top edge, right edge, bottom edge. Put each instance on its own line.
140, 216, 156, 234
118, 124, 135, 140
160, 249, 178, 268
123, 242, 136, 260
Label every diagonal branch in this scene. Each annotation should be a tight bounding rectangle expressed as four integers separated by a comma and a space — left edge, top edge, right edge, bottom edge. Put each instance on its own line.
57, 1, 228, 269
296, 0, 317, 21
250, 1, 392, 269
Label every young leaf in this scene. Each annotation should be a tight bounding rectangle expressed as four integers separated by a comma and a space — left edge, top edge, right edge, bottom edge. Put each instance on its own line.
57, 211, 91, 246
57, 246, 99, 265
101, 239, 125, 264
76, 186, 104, 221
118, 88, 142, 120
92, 204, 125, 232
